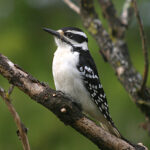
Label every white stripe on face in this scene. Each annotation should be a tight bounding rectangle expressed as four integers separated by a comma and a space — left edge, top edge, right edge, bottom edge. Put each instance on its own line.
66, 30, 87, 39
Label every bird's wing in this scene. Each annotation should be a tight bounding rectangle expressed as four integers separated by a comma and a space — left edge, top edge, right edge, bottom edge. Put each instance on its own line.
76, 50, 114, 125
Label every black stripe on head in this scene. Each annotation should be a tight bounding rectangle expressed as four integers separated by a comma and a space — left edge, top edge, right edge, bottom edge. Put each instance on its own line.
64, 32, 88, 43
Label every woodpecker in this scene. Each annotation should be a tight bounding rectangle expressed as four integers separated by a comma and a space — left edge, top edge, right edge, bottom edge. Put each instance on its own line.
43, 27, 121, 138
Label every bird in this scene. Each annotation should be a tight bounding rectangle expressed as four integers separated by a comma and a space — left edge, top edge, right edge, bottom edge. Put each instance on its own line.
43, 27, 121, 138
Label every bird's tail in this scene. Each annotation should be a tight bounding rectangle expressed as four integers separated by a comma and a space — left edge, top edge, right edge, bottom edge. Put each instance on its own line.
100, 120, 146, 149
100, 120, 121, 138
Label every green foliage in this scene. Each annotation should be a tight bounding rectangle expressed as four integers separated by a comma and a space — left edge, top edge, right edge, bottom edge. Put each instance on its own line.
0, 0, 150, 149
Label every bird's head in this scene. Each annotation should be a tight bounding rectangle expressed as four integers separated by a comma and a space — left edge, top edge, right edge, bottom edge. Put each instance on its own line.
43, 27, 88, 50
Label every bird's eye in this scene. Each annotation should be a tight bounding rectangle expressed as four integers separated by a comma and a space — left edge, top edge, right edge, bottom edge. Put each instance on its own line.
65, 32, 73, 38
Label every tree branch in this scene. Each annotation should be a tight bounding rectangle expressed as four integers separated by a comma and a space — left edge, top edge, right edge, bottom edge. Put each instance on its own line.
63, 0, 80, 14
78, 0, 150, 133
132, 0, 149, 93
0, 85, 30, 150
0, 53, 147, 149
98, 0, 126, 38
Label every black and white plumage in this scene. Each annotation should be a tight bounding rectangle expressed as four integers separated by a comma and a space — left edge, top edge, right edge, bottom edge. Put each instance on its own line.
44, 27, 120, 137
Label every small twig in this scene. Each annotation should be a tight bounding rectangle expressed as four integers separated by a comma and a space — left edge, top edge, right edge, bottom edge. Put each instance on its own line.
0, 86, 30, 150
121, 0, 134, 26
132, 0, 149, 92
63, 0, 80, 14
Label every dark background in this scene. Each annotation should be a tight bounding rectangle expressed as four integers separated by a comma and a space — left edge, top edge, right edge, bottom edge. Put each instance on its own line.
0, 0, 150, 149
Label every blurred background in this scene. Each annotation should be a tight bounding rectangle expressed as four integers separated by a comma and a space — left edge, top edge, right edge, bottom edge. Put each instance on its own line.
0, 0, 150, 149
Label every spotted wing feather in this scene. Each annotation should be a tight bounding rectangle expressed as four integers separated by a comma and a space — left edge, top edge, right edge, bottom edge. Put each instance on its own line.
76, 50, 114, 125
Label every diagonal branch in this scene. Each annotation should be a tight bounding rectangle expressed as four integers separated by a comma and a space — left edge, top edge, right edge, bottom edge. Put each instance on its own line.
0, 86, 30, 150
132, 0, 149, 93
80, 0, 113, 57
98, 0, 134, 38
98, 0, 126, 38
0, 53, 147, 150
63, 0, 80, 14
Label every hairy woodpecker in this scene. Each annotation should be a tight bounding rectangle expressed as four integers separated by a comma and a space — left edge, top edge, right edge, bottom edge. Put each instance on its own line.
43, 27, 121, 138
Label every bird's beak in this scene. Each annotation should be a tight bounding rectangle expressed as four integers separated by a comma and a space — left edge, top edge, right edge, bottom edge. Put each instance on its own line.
43, 27, 63, 39
43, 27, 72, 46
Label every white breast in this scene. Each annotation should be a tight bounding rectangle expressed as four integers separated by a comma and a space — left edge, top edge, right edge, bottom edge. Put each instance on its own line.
52, 46, 80, 94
